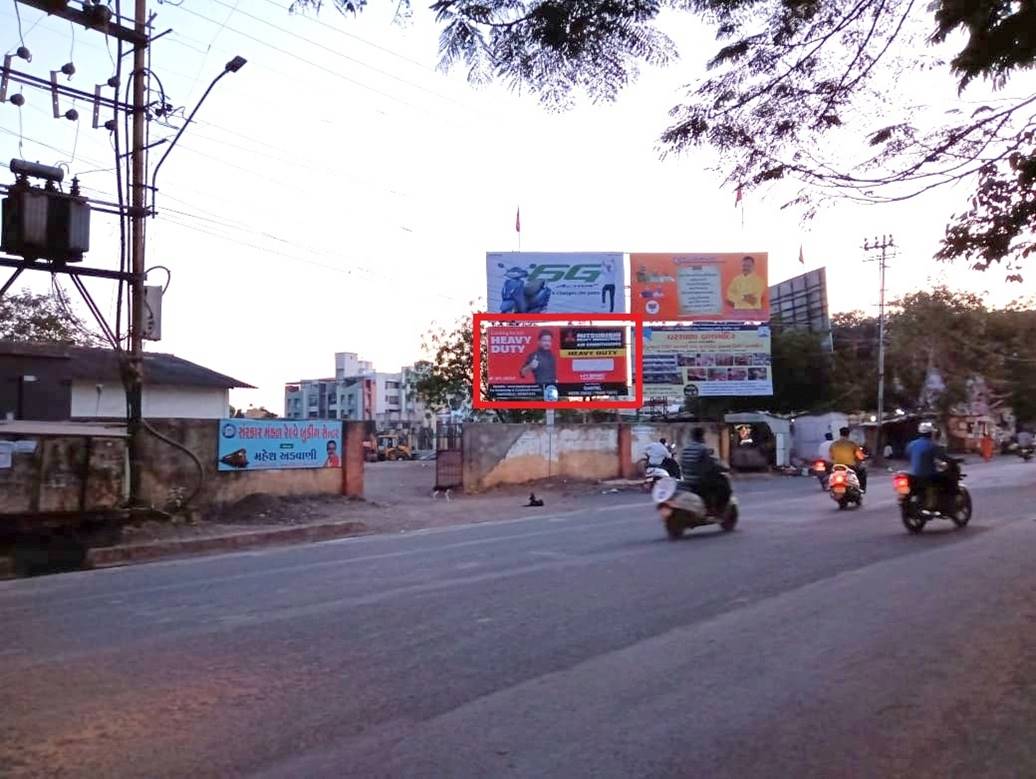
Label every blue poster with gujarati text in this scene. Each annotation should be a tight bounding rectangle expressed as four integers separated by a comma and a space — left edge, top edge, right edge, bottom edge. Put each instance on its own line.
217, 419, 343, 471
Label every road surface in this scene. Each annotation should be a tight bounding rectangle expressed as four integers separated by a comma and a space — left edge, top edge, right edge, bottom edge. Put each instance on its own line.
3, 460, 1035, 777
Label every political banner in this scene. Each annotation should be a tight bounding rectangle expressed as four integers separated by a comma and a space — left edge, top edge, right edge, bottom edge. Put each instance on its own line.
642, 324, 773, 398
217, 418, 343, 471
630, 252, 769, 321
486, 252, 626, 314
487, 325, 628, 400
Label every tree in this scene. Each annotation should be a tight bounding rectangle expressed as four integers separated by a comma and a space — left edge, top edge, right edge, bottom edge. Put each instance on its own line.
0, 287, 105, 347
414, 313, 544, 421
769, 329, 833, 413
293, 0, 1035, 275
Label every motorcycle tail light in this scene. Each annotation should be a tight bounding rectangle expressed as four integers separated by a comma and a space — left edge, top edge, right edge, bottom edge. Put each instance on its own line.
893, 474, 910, 495
833, 473, 845, 485
813, 460, 825, 472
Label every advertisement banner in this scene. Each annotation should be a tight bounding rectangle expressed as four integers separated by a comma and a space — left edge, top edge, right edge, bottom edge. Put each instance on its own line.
486, 252, 626, 314
630, 252, 769, 321
217, 418, 343, 471
642, 324, 773, 398
487, 325, 628, 400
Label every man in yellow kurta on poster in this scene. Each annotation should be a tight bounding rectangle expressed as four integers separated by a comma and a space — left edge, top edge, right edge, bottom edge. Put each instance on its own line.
726, 255, 766, 310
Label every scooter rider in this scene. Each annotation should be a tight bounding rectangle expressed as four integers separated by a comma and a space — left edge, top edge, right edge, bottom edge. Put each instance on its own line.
830, 427, 867, 492
680, 427, 730, 513
644, 438, 680, 478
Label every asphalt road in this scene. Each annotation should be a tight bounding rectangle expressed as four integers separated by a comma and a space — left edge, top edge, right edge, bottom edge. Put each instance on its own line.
3, 460, 1035, 778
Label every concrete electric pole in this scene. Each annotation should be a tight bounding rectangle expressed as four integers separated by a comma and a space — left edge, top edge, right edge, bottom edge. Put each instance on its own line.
863, 235, 895, 465
127, 0, 149, 505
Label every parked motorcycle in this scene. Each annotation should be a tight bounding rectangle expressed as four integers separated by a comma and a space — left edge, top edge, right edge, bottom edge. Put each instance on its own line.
652, 475, 739, 539
893, 457, 972, 533
828, 464, 863, 510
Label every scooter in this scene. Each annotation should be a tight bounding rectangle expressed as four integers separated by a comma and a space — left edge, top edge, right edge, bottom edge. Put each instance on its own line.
893, 457, 972, 533
652, 475, 739, 540
642, 459, 672, 492
828, 464, 862, 510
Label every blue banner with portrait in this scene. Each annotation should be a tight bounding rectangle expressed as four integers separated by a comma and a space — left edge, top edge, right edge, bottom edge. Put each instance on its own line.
217, 419, 343, 471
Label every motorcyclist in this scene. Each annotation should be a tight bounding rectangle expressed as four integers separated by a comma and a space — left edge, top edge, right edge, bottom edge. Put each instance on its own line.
830, 426, 867, 492
905, 421, 948, 500
679, 427, 730, 513
644, 438, 680, 478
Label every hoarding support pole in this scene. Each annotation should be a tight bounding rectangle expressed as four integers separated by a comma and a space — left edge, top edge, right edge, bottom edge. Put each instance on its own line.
127, 0, 149, 507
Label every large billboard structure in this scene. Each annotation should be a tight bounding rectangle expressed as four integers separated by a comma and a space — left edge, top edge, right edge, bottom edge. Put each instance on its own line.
486, 252, 626, 315
769, 267, 832, 350
642, 324, 774, 399
486, 324, 629, 401
630, 252, 769, 322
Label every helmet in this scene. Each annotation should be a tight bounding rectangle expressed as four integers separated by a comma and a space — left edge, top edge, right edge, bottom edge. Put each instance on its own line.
918, 421, 935, 435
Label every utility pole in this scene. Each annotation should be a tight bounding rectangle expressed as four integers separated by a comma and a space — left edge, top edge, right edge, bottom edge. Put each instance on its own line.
127, 0, 149, 506
863, 235, 895, 465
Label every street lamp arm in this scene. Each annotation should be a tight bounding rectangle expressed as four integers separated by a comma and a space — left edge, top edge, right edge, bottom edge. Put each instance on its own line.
148, 57, 246, 215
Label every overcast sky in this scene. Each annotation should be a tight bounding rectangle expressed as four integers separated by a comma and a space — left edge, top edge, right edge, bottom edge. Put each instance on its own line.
2, 1, 1031, 411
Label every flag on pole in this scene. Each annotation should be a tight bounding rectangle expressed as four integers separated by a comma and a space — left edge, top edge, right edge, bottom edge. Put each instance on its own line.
799, 244, 805, 265
515, 207, 521, 233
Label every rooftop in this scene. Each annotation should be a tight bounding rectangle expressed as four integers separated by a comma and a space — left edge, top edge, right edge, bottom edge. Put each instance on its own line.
0, 341, 253, 389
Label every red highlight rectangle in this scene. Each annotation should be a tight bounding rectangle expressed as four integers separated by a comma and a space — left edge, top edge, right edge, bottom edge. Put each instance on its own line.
473, 312, 644, 410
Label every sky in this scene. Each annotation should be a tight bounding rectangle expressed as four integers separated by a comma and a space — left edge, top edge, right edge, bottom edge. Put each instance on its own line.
1, 0, 1032, 412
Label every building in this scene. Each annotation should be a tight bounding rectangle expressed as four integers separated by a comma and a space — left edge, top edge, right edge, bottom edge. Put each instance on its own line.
284, 353, 430, 439
0, 341, 251, 421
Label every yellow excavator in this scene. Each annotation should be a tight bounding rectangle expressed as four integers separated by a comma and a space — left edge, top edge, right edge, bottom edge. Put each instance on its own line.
376, 433, 413, 461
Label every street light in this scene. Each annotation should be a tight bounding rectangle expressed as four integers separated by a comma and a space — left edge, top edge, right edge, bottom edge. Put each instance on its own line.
149, 55, 248, 213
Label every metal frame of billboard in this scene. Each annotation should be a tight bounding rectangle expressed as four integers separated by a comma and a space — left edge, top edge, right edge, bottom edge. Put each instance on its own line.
472, 312, 645, 410
769, 267, 832, 348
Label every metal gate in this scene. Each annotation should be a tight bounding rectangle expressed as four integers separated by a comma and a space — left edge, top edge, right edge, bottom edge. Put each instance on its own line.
434, 422, 463, 493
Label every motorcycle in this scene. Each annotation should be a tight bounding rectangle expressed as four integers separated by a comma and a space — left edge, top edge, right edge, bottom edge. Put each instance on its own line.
828, 464, 862, 510
893, 457, 972, 534
812, 459, 830, 491
1019, 446, 1034, 462
652, 475, 739, 540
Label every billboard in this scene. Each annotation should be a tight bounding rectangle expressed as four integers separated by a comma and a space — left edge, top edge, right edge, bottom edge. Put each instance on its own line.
642, 324, 773, 398
486, 325, 628, 400
630, 252, 769, 321
769, 267, 832, 350
486, 252, 626, 314
217, 418, 343, 471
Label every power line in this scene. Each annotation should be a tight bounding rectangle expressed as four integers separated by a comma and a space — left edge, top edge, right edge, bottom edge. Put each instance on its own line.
206, 0, 476, 112
167, 2, 471, 123
264, 0, 430, 72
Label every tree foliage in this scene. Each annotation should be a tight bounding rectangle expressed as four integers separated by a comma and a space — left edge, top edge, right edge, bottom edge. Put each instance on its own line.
293, 0, 1035, 275
0, 288, 105, 347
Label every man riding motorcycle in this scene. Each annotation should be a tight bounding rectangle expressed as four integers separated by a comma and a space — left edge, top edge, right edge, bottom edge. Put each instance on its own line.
830, 427, 867, 493
679, 427, 730, 513
905, 421, 947, 499
643, 438, 680, 478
